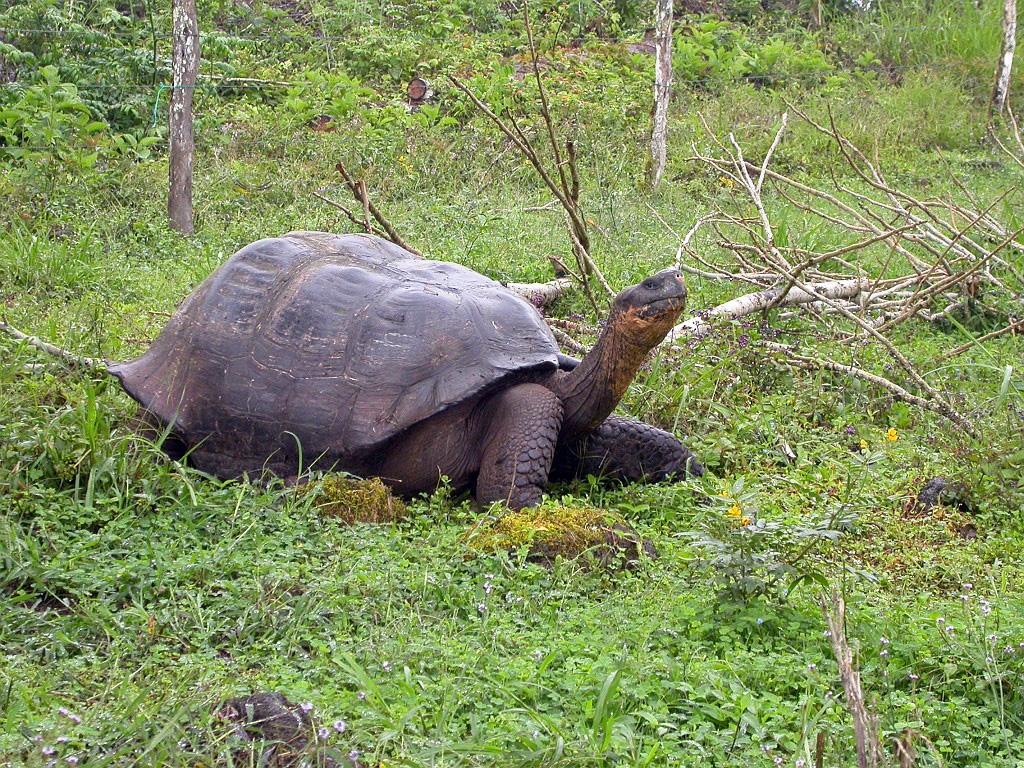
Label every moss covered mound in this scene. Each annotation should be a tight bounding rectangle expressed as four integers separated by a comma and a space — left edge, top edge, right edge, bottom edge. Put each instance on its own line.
464, 505, 656, 568
298, 475, 407, 524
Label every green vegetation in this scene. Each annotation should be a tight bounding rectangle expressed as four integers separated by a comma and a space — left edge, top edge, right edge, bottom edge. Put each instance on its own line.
2, 0, 1023, 765
297, 476, 409, 525
464, 502, 655, 567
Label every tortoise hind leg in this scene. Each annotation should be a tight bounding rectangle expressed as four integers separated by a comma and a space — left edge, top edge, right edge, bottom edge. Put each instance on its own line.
476, 384, 564, 510
552, 415, 703, 484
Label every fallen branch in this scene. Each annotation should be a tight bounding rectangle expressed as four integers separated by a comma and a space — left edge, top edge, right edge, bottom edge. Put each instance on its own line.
504, 276, 574, 307
0, 318, 106, 371
665, 279, 870, 342
769, 342, 979, 436
939, 316, 1024, 360
550, 326, 586, 354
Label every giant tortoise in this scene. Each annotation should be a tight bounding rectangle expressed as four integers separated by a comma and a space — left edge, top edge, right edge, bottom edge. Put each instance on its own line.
110, 232, 702, 509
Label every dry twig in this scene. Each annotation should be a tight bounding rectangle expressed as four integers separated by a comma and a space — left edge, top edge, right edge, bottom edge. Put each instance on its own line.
822, 592, 883, 768
447, 5, 615, 308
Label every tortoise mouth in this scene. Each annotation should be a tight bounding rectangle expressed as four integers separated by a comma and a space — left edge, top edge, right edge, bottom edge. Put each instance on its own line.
638, 294, 686, 320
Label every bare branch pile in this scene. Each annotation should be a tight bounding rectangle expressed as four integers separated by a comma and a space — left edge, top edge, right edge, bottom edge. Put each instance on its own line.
664, 108, 1024, 437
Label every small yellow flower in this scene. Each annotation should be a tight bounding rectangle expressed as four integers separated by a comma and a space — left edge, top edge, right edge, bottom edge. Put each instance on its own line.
719, 175, 735, 188
886, 428, 899, 442
740, 516, 751, 526
859, 439, 869, 451
727, 504, 742, 518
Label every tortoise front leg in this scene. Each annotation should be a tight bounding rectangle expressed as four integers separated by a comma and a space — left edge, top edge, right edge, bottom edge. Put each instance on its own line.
552, 416, 704, 484
476, 384, 564, 510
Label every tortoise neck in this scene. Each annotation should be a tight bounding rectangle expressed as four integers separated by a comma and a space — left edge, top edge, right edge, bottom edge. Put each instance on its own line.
550, 313, 654, 443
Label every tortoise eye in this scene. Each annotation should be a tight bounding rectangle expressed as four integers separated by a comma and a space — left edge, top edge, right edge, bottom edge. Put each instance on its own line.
643, 280, 658, 291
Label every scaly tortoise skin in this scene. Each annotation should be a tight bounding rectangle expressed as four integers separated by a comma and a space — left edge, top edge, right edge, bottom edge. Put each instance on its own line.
110, 232, 702, 509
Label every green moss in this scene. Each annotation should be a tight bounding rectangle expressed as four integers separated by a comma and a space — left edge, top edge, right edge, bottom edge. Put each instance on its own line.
297, 475, 407, 525
464, 504, 656, 568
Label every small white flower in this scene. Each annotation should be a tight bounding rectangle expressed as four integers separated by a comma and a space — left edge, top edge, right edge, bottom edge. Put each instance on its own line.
318, 727, 330, 740
300, 702, 314, 713
333, 719, 346, 734
879, 636, 889, 645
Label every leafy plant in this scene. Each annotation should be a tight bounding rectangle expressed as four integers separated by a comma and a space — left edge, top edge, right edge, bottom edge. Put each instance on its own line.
0, 65, 105, 170
686, 473, 858, 602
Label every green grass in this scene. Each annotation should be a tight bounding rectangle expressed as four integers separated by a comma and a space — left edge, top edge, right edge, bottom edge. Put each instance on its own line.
3, 0, 1024, 765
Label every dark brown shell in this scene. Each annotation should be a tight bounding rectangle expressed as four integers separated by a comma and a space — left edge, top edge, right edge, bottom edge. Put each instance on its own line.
109, 232, 560, 471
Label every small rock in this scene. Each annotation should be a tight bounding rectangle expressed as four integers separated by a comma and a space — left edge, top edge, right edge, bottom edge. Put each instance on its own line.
912, 476, 975, 515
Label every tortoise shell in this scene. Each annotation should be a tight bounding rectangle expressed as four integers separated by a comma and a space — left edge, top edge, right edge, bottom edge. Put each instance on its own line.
109, 232, 561, 472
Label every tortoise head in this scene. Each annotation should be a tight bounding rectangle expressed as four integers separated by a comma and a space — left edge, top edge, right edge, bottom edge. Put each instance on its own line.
607, 268, 687, 349
551, 266, 687, 441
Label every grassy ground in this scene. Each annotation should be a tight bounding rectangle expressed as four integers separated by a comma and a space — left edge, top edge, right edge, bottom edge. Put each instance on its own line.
2, 0, 1024, 765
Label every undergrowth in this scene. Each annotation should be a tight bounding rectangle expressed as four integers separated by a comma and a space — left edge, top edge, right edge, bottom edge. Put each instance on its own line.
2, 0, 1024, 765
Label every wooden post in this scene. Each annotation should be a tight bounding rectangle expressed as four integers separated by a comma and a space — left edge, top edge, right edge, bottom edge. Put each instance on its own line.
645, 0, 673, 190
991, 0, 1016, 124
169, 0, 199, 234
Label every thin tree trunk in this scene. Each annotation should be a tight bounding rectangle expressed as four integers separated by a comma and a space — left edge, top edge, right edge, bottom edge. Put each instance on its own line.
169, 0, 199, 234
991, 0, 1016, 123
645, 0, 673, 190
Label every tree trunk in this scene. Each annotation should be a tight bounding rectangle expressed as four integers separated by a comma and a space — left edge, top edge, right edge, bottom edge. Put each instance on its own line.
991, 0, 1016, 123
645, 0, 673, 190
169, 0, 199, 234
